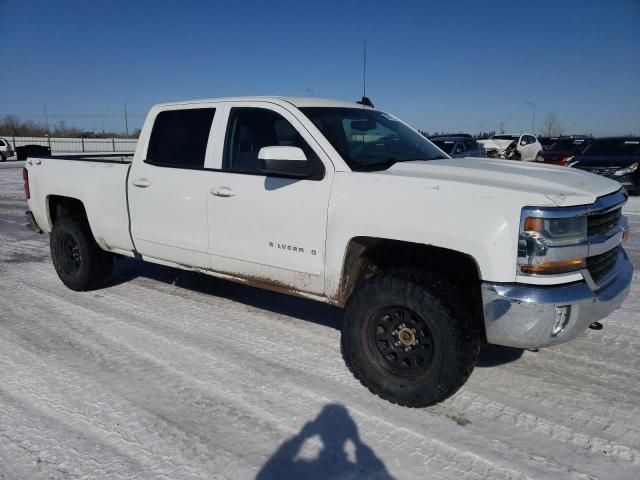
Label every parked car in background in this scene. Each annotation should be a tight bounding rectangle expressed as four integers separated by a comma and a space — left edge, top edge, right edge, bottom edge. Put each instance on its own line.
16, 144, 52, 161
0, 138, 15, 161
478, 134, 542, 161
538, 136, 559, 150
537, 135, 591, 165
570, 137, 640, 194
430, 135, 486, 158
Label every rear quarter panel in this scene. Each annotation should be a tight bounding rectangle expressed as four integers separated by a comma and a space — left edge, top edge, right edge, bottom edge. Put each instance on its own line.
26, 159, 134, 254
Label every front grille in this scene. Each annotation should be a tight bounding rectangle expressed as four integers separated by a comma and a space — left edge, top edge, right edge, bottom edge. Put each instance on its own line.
587, 246, 619, 283
587, 207, 622, 236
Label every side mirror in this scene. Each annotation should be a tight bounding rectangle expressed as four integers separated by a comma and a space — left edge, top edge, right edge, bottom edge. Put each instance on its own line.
258, 146, 313, 178
520, 140, 527, 146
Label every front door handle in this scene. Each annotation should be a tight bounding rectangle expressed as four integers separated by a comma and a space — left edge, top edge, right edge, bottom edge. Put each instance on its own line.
210, 186, 235, 197
132, 178, 151, 188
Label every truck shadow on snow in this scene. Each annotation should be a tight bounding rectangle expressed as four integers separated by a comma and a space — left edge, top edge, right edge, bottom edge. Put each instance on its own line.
110, 257, 344, 330
256, 403, 394, 480
110, 258, 523, 367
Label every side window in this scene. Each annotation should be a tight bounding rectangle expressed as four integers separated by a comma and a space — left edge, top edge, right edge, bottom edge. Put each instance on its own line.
465, 140, 477, 152
528, 135, 537, 144
146, 108, 215, 168
0, 140, 6, 146
223, 108, 316, 174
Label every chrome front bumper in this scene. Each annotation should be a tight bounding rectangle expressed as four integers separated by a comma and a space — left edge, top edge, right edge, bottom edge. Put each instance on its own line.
482, 249, 633, 349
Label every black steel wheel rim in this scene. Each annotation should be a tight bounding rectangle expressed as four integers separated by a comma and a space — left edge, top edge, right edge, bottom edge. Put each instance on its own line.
59, 233, 82, 276
364, 305, 435, 379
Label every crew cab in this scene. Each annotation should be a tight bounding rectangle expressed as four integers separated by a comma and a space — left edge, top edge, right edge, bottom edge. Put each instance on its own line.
23, 97, 633, 407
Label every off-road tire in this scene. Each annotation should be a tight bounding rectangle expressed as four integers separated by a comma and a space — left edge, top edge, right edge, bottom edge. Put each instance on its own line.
341, 269, 481, 407
50, 216, 113, 291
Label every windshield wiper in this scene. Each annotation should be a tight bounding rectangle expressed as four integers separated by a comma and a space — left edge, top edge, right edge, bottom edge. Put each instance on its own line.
352, 157, 446, 172
351, 158, 400, 172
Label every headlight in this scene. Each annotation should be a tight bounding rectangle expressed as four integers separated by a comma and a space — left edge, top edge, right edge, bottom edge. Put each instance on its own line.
518, 209, 587, 275
613, 162, 638, 177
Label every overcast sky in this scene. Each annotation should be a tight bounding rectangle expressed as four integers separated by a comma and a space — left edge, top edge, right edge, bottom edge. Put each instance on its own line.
1, 0, 638, 135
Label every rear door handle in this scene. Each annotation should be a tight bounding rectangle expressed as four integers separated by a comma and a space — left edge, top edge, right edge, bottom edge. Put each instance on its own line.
210, 186, 235, 197
132, 178, 151, 188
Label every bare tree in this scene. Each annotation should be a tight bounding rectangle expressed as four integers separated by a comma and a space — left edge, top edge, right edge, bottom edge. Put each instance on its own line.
539, 112, 563, 137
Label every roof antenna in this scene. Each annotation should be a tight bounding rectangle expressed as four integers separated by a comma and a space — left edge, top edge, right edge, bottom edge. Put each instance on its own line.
357, 41, 374, 108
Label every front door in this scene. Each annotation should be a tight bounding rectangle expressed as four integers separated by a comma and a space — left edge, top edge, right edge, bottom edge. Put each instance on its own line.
206, 103, 332, 295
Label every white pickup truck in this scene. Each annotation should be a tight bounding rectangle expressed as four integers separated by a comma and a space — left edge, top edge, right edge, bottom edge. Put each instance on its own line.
23, 97, 633, 407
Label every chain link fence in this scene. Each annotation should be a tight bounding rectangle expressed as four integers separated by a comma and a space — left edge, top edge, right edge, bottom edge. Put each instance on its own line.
7, 136, 137, 153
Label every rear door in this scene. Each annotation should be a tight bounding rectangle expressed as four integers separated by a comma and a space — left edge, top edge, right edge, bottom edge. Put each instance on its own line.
128, 106, 217, 268
206, 102, 333, 295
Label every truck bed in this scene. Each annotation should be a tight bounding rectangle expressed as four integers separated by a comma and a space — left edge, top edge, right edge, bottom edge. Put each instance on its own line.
33, 153, 134, 164
26, 154, 135, 256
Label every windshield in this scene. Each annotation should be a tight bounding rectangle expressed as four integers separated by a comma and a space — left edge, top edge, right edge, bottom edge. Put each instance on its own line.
548, 140, 585, 151
580, 139, 640, 156
431, 140, 456, 154
300, 107, 447, 171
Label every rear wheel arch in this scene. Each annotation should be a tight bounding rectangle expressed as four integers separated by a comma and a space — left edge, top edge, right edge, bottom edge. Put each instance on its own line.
47, 195, 88, 227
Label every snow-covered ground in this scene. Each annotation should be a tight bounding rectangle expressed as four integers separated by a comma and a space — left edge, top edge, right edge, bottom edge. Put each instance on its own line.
1, 167, 639, 480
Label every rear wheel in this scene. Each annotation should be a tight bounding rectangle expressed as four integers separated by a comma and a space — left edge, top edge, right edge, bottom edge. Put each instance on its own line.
50, 217, 113, 291
0, 153, 6, 162
341, 269, 481, 407
535, 152, 544, 162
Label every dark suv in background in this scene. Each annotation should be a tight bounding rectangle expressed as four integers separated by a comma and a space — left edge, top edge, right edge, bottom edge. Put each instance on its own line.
569, 137, 640, 194
430, 135, 486, 158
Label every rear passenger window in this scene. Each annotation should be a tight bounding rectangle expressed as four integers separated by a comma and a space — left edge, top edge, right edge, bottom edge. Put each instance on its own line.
146, 108, 215, 168
223, 108, 316, 174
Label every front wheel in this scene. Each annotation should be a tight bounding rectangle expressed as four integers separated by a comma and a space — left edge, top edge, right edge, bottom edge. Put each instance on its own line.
341, 270, 481, 407
50, 217, 113, 291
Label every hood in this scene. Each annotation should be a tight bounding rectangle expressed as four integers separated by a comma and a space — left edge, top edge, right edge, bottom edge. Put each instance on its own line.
477, 139, 513, 151
376, 158, 621, 207
570, 155, 639, 168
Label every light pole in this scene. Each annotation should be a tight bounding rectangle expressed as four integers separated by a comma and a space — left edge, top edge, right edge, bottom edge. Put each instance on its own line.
306, 88, 314, 97
525, 101, 536, 134
43, 105, 50, 133
124, 102, 129, 137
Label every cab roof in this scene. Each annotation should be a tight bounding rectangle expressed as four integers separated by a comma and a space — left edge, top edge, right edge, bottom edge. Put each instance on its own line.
154, 96, 375, 110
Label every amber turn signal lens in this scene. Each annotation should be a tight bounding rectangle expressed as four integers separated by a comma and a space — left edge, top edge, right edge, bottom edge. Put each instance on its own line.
524, 217, 544, 232
520, 258, 586, 275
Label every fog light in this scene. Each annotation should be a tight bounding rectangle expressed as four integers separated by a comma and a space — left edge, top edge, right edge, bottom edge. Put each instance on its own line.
552, 306, 571, 336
